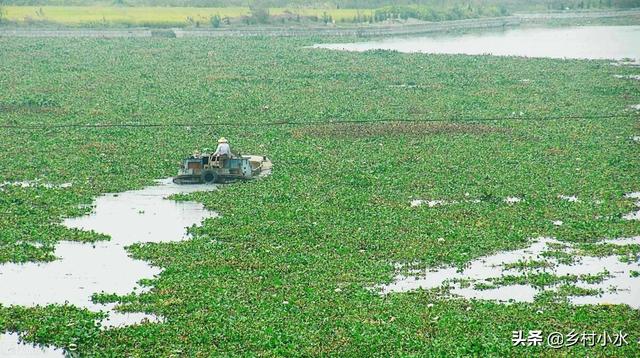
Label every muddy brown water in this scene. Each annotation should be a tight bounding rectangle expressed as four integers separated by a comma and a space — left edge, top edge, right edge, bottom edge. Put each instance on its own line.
314, 26, 640, 61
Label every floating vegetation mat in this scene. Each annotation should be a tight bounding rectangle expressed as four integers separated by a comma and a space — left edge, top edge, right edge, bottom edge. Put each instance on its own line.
0, 178, 217, 329
376, 236, 640, 308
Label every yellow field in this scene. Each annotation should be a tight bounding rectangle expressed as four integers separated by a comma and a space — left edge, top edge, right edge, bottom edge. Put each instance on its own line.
273, 8, 370, 21
3, 6, 371, 26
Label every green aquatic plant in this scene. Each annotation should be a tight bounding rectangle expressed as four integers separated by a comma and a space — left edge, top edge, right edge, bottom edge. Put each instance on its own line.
0, 34, 639, 356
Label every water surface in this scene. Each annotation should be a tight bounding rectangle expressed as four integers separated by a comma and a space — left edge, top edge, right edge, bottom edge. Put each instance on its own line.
0, 178, 217, 328
315, 26, 640, 60
0, 333, 64, 358
0, 157, 272, 354
378, 236, 640, 306
381, 193, 640, 306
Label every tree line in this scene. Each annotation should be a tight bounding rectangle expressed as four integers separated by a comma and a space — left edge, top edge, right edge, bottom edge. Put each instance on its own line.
1, 0, 638, 9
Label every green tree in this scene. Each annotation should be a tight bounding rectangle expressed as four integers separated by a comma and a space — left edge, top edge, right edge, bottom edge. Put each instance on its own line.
613, 0, 640, 7
321, 11, 332, 24
210, 14, 221, 28
249, 0, 270, 24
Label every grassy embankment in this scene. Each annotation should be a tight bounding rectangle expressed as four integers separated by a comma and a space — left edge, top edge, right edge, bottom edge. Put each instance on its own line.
0, 34, 639, 355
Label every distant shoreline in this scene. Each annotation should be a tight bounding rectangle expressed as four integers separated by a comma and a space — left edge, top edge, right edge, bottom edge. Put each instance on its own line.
0, 8, 638, 38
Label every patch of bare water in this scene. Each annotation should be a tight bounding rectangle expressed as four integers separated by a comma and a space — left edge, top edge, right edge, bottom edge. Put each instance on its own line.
411, 199, 447, 208
623, 192, 640, 221
0, 178, 217, 330
377, 236, 640, 308
383, 192, 640, 307
0, 181, 72, 190
99, 302, 164, 328
0, 333, 64, 358
410, 196, 519, 207
377, 237, 557, 301
611, 60, 640, 67
315, 26, 640, 61
558, 194, 579, 202
504, 196, 523, 204
603, 236, 640, 246
560, 253, 640, 307
614, 74, 640, 80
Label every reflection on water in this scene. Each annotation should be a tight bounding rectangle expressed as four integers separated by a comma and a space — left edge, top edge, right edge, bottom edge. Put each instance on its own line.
314, 26, 640, 60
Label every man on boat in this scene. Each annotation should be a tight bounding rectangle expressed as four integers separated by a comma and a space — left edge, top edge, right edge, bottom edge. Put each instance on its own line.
211, 137, 233, 168
213, 137, 231, 158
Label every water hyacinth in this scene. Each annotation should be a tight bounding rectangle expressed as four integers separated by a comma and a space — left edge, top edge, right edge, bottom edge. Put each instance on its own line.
0, 29, 639, 357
